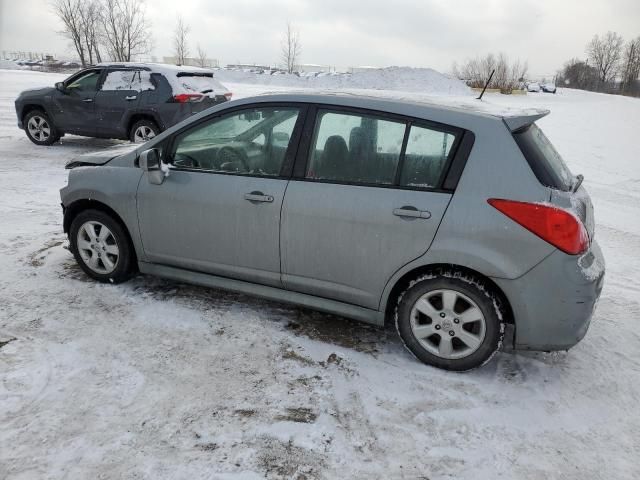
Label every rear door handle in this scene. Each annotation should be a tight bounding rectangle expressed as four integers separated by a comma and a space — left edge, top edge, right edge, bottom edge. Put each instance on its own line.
82, 98, 93, 103
393, 207, 431, 219
125, 95, 137, 101
244, 192, 274, 203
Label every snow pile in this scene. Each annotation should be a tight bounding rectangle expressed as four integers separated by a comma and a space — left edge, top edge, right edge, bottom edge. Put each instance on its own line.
0, 60, 26, 70
216, 66, 472, 96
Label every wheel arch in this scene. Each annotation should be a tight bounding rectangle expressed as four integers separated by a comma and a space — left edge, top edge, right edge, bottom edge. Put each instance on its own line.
126, 112, 162, 137
382, 263, 515, 326
64, 199, 138, 265
21, 103, 49, 122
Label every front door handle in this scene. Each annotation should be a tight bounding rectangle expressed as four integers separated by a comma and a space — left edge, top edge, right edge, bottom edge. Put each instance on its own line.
244, 192, 274, 203
83, 98, 93, 103
393, 206, 431, 219
125, 95, 137, 101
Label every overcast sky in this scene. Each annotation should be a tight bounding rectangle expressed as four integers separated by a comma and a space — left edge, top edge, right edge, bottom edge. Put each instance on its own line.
1, 0, 638, 75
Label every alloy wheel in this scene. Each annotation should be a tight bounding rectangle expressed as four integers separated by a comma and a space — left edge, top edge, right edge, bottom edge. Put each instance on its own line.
409, 289, 487, 360
133, 125, 156, 143
76, 221, 120, 274
27, 116, 51, 142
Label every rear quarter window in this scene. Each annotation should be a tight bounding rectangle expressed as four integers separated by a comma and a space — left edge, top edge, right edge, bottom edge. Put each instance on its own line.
513, 123, 573, 191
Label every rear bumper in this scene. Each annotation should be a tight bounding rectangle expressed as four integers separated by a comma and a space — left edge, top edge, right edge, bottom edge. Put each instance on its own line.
492, 240, 605, 351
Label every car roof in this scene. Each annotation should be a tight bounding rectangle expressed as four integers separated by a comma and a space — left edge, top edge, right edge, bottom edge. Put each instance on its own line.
228, 92, 549, 131
95, 62, 213, 76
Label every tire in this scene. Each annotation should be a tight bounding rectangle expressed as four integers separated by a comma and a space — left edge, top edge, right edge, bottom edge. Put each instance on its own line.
24, 109, 60, 146
69, 209, 135, 284
395, 272, 504, 371
129, 119, 160, 143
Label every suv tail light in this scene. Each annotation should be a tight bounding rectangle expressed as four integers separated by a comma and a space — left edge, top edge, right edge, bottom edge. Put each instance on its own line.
173, 93, 204, 103
488, 198, 588, 255
224, 92, 233, 100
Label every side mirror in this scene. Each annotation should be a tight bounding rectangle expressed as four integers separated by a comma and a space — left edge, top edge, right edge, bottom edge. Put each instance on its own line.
55, 82, 66, 93
139, 149, 166, 185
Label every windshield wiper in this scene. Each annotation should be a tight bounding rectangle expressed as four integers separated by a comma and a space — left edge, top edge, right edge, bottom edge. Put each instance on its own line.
572, 174, 584, 192
200, 89, 213, 94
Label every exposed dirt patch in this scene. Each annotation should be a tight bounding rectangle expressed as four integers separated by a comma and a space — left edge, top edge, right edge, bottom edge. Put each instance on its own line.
196, 442, 219, 452
281, 348, 316, 366
276, 407, 317, 424
257, 438, 325, 479
27, 239, 64, 267
0, 336, 17, 349
234, 409, 256, 418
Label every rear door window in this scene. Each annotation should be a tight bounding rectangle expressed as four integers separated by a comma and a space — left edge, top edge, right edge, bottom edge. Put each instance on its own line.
101, 70, 155, 92
305, 110, 406, 185
513, 124, 573, 191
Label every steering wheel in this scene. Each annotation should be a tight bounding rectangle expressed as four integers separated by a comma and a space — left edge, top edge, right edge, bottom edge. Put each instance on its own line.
216, 146, 249, 172
173, 152, 200, 168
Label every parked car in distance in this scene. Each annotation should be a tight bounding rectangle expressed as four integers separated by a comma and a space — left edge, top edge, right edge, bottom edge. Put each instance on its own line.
526, 82, 541, 92
60, 93, 605, 371
541, 82, 557, 93
15, 62, 232, 146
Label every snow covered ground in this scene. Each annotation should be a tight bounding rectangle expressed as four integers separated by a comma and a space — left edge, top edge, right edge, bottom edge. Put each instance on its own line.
0, 69, 639, 480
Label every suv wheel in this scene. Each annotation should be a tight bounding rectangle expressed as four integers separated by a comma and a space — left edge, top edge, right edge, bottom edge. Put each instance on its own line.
130, 119, 159, 143
24, 110, 60, 146
395, 273, 504, 371
69, 209, 135, 283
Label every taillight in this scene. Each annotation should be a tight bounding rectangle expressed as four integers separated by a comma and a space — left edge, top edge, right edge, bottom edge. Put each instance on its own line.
224, 92, 233, 100
173, 93, 204, 103
488, 198, 588, 255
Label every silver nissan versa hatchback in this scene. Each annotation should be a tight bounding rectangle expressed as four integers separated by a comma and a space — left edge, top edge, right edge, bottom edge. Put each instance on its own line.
59, 93, 605, 371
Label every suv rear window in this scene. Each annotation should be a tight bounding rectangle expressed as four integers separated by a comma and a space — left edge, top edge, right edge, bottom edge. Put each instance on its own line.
175, 72, 225, 94
513, 124, 573, 191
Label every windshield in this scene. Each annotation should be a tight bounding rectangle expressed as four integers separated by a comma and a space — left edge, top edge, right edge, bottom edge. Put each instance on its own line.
513, 123, 574, 191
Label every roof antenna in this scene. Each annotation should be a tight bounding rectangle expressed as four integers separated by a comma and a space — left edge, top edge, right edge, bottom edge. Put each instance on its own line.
477, 69, 495, 100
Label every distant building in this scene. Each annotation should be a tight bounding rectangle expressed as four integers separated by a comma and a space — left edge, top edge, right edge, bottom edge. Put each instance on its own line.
163, 56, 219, 68
348, 66, 382, 74
225, 63, 273, 71
297, 63, 333, 73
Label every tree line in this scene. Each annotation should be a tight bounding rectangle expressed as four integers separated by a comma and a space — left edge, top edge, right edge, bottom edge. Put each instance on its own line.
557, 31, 640, 96
53, 0, 303, 72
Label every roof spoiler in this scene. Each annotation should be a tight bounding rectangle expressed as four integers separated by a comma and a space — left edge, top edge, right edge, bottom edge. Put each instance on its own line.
503, 110, 550, 132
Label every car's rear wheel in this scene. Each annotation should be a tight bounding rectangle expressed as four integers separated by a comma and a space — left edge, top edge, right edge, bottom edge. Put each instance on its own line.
24, 110, 60, 146
130, 119, 159, 143
69, 209, 134, 283
395, 273, 503, 371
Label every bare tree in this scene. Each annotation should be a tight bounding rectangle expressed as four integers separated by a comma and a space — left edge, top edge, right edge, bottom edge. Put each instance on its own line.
100, 0, 152, 62
79, 1, 103, 64
453, 53, 527, 91
587, 31, 624, 88
281, 22, 301, 74
556, 58, 599, 91
196, 44, 208, 68
173, 16, 190, 65
51, 0, 87, 66
620, 36, 640, 94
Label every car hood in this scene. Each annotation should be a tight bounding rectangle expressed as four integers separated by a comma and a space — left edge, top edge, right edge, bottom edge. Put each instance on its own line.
18, 86, 56, 98
65, 143, 139, 169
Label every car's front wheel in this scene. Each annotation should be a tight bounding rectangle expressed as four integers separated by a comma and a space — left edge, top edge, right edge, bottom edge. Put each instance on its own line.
69, 209, 135, 283
395, 273, 504, 371
130, 119, 160, 143
24, 109, 60, 146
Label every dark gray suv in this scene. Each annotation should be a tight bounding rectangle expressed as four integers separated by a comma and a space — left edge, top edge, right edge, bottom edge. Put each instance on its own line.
14, 63, 231, 145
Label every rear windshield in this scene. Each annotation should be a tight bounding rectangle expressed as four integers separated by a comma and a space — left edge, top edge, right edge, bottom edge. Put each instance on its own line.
175, 72, 226, 94
513, 123, 573, 191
